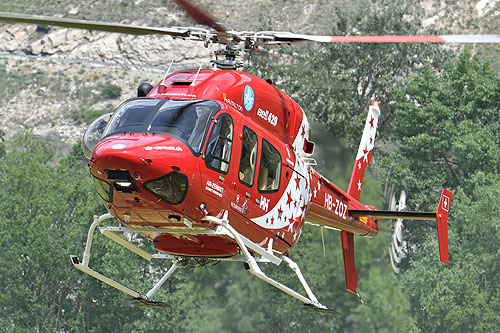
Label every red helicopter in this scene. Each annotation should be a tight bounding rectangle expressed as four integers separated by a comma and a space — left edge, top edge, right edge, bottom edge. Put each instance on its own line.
2, 1, 498, 313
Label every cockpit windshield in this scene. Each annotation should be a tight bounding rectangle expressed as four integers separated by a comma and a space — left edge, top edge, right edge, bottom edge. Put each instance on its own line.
102, 98, 220, 153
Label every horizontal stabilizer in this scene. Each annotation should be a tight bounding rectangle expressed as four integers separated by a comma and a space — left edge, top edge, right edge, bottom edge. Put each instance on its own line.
349, 210, 435, 220
350, 189, 453, 264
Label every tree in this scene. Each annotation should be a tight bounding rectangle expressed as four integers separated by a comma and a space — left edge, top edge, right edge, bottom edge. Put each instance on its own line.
0, 136, 181, 331
251, 2, 452, 148
381, 52, 500, 330
0, 135, 101, 331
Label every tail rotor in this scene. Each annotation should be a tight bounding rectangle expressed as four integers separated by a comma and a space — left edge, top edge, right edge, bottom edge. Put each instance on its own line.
389, 190, 406, 273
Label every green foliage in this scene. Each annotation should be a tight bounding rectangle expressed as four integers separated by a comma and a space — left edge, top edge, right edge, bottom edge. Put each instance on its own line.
251, 2, 452, 148
0, 135, 170, 331
400, 175, 500, 331
0, 61, 42, 100
381, 52, 500, 330
75, 109, 110, 124
386, 53, 500, 203
0, 134, 97, 330
376, 51, 500, 269
98, 81, 122, 100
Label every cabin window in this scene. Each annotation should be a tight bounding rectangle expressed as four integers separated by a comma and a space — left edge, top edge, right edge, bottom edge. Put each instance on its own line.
204, 114, 233, 173
238, 126, 258, 187
258, 139, 281, 192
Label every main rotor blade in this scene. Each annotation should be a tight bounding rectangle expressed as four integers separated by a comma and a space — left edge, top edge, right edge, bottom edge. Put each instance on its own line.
0, 12, 189, 37
273, 32, 500, 44
172, 0, 225, 33
171, 0, 239, 43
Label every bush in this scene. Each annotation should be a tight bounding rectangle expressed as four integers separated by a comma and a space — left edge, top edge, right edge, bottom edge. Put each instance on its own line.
98, 81, 121, 99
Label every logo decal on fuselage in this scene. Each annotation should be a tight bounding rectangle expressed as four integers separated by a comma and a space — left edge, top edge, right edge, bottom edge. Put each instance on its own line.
204, 180, 224, 198
244, 85, 255, 111
144, 146, 183, 152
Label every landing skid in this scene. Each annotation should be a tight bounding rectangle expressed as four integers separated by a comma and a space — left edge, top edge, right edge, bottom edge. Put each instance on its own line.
71, 212, 337, 313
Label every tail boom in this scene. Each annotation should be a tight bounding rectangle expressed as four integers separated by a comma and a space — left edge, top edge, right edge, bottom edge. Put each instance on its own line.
304, 99, 452, 300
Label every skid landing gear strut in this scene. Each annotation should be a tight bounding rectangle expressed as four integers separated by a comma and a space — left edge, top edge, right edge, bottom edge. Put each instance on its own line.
202, 212, 338, 314
70, 213, 179, 306
71, 212, 338, 313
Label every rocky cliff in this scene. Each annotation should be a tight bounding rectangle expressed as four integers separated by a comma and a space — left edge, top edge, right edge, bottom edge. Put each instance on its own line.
0, 0, 498, 144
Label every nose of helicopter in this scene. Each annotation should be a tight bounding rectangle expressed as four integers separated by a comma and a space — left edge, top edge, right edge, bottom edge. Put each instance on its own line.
89, 133, 195, 208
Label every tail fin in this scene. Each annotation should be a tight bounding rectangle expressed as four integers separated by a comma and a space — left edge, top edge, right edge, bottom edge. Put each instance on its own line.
436, 189, 452, 264
347, 101, 381, 200
340, 102, 380, 302
341, 230, 357, 293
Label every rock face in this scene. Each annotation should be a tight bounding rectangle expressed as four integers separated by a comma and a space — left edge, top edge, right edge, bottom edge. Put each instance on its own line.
0, 24, 213, 67
0, 0, 498, 145
0, 23, 215, 145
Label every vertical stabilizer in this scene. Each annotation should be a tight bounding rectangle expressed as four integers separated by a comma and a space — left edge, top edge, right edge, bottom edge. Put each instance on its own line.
436, 189, 452, 264
339, 105, 451, 297
341, 230, 358, 293
340, 102, 379, 301
347, 101, 380, 201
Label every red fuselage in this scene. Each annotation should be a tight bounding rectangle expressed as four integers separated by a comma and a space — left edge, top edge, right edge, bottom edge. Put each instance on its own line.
88, 69, 378, 258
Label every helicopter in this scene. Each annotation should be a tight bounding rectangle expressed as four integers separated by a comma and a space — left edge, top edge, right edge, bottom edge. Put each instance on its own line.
1, 0, 498, 313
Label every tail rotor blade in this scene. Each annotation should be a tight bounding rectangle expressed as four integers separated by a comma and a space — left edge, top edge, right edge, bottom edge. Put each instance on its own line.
390, 242, 403, 264
389, 190, 406, 273
392, 221, 403, 251
389, 249, 401, 274
398, 190, 406, 211
389, 193, 397, 211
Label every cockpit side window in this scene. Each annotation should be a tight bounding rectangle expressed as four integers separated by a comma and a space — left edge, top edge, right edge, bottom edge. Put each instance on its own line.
204, 114, 233, 173
258, 139, 281, 192
185, 102, 219, 153
238, 126, 258, 187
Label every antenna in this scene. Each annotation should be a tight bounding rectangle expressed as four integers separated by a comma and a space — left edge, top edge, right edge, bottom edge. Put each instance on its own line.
191, 60, 204, 86
321, 226, 326, 257
161, 59, 175, 85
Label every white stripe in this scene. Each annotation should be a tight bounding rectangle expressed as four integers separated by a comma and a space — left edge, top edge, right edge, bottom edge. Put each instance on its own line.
273, 32, 332, 43
355, 105, 380, 160
441, 34, 500, 43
